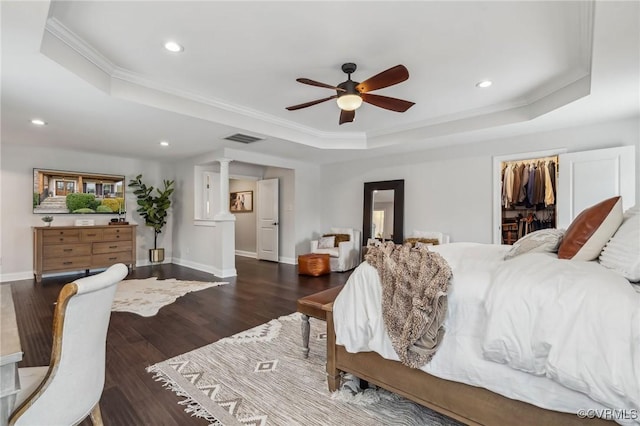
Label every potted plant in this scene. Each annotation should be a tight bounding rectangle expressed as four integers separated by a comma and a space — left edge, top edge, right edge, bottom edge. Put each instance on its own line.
128, 174, 175, 263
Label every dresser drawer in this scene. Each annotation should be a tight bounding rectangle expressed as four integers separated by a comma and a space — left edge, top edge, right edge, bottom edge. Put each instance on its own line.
104, 227, 132, 241
43, 256, 91, 271
43, 243, 91, 258
92, 252, 132, 266
93, 241, 133, 254
42, 229, 80, 244
80, 229, 104, 242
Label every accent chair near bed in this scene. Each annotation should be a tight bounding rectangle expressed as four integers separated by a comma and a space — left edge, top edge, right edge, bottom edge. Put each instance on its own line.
310, 227, 361, 272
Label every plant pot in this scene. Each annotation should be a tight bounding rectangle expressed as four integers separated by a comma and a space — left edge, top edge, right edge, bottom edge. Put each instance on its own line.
149, 248, 165, 263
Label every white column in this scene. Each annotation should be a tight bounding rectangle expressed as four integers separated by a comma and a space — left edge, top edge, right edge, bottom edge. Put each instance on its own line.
215, 158, 234, 220
212, 157, 236, 277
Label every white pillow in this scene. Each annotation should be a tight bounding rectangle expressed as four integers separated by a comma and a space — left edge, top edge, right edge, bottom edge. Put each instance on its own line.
504, 229, 565, 260
599, 207, 640, 282
318, 236, 335, 249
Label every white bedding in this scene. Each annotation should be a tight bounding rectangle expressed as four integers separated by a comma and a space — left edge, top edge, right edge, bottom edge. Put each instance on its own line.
483, 251, 640, 418
333, 242, 640, 424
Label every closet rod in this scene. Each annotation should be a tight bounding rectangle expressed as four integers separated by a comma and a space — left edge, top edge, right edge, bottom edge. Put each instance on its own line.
502, 155, 558, 167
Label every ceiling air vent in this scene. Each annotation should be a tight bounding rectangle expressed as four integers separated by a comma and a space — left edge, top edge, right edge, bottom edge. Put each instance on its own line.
224, 133, 264, 144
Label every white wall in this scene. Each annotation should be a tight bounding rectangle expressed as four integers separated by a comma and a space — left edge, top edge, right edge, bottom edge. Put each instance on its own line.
320, 117, 640, 244
170, 148, 320, 270
170, 159, 218, 272
230, 178, 257, 254
0, 144, 170, 281
6, 117, 634, 281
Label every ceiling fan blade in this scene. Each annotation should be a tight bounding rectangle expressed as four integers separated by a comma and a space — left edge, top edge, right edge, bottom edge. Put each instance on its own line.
355, 65, 410, 93
361, 93, 415, 112
286, 95, 337, 111
296, 78, 346, 92
339, 109, 355, 125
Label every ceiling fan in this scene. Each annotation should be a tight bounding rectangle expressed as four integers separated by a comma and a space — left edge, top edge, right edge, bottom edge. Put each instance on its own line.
286, 63, 415, 125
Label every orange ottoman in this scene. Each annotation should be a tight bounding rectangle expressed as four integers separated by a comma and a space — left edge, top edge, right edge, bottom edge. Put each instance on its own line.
298, 253, 331, 276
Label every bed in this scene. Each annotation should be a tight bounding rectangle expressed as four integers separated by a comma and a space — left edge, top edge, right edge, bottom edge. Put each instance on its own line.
327, 218, 640, 426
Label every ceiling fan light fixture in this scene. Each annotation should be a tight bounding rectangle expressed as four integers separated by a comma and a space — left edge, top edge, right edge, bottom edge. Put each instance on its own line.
336, 94, 363, 111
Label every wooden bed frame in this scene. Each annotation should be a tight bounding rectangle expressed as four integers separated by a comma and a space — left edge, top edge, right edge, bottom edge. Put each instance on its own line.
325, 306, 610, 426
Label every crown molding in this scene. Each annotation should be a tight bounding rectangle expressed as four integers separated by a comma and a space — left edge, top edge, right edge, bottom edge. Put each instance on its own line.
44, 17, 366, 147
45, 18, 116, 75
43, 3, 595, 152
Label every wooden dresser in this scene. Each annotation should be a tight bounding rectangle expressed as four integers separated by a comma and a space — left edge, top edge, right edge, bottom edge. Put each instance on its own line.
33, 225, 137, 283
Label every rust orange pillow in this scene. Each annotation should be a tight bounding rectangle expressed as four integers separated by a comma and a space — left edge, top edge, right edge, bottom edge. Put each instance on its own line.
557, 196, 623, 260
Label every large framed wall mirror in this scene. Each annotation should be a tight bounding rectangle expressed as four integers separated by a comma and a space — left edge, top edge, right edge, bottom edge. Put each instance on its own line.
363, 179, 404, 244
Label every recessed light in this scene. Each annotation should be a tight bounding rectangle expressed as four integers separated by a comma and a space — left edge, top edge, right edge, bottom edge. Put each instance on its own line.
476, 80, 493, 88
164, 41, 183, 53
160, 141, 170, 147
30, 119, 47, 126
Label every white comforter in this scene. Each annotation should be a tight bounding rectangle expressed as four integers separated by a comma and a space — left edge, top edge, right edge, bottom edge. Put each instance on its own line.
333, 242, 640, 424
483, 251, 640, 418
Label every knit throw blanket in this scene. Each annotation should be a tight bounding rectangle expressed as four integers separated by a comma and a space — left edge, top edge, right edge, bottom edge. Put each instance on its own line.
365, 242, 452, 368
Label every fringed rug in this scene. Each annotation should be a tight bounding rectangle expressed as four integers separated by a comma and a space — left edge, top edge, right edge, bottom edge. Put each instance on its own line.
147, 313, 461, 425
112, 277, 229, 317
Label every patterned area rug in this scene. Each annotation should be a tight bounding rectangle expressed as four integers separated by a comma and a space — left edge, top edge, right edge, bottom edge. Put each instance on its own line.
147, 313, 461, 425
112, 277, 229, 317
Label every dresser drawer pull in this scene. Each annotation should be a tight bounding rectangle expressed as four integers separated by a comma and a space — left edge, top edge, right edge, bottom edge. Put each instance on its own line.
63, 249, 73, 252
108, 257, 117, 260
116, 236, 120, 239
87, 233, 97, 237
59, 238, 64, 242
63, 261, 73, 265
109, 245, 118, 249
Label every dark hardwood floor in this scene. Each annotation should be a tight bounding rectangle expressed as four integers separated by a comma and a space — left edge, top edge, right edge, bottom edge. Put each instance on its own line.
6, 257, 352, 425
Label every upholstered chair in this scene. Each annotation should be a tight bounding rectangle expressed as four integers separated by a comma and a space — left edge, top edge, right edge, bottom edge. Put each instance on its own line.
9, 263, 128, 426
310, 227, 361, 272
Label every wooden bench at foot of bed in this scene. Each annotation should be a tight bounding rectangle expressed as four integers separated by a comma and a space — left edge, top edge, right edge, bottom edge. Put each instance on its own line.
324, 306, 610, 426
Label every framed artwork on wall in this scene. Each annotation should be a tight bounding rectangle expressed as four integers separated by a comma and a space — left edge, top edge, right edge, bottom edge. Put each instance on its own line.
230, 190, 253, 213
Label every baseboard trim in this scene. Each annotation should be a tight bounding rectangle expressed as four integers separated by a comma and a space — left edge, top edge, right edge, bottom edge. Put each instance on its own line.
1, 271, 34, 282
279, 256, 296, 265
135, 257, 173, 268
1, 267, 110, 283
235, 250, 257, 258
0, 258, 172, 283
172, 257, 237, 278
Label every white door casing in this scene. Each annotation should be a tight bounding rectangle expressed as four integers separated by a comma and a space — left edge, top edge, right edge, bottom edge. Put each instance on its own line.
257, 178, 279, 262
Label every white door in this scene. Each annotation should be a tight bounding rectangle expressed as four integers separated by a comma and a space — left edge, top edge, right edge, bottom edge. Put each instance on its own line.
257, 178, 279, 262
557, 146, 636, 229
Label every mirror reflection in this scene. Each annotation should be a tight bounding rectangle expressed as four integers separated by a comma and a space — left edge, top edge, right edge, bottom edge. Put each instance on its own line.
372, 189, 394, 240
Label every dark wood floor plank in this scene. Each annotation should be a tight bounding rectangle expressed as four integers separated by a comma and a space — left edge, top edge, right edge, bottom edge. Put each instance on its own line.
7, 258, 351, 425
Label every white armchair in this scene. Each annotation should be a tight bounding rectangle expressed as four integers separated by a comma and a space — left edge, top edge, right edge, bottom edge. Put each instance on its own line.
310, 227, 361, 272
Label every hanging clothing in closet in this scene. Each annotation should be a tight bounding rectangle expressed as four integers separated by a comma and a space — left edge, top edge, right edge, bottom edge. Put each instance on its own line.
502, 159, 558, 209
